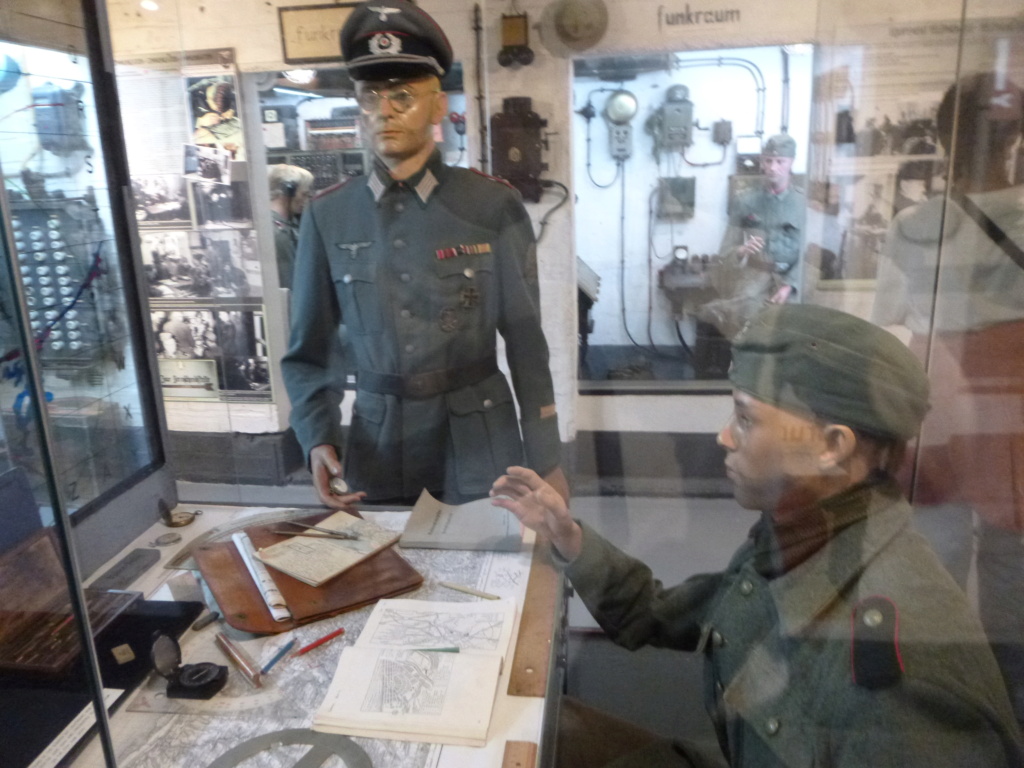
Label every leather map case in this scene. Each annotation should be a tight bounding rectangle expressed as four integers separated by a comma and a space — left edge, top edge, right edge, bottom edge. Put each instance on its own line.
193, 513, 423, 634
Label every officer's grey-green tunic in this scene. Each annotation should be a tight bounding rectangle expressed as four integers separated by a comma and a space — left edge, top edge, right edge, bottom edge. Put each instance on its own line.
564, 479, 1023, 767
719, 185, 806, 287
282, 151, 560, 501
272, 209, 299, 290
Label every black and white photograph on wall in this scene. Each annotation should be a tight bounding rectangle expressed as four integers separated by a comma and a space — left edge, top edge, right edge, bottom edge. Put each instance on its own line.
184, 143, 232, 183
152, 309, 217, 359
140, 230, 192, 297
151, 309, 270, 399
212, 310, 271, 395
145, 230, 259, 300
199, 228, 262, 298
133, 174, 190, 225
186, 74, 245, 160
190, 179, 251, 228
852, 111, 940, 157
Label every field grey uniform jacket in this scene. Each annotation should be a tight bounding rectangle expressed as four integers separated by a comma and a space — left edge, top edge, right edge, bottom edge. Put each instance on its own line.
282, 150, 560, 501
564, 479, 1024, 767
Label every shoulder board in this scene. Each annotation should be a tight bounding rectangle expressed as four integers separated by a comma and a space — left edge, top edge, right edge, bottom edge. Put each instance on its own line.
470, 168, 517, 192
850, 595, 903, 690
313, 176, 355, 200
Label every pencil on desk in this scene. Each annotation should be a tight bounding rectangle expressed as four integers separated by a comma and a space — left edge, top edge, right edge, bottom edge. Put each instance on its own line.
439, 581, 501, 600
294, 626, 346, 656
261, 638, 296, 674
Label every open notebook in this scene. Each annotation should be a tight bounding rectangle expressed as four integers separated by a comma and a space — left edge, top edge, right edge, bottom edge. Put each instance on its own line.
313, 597, 517, 747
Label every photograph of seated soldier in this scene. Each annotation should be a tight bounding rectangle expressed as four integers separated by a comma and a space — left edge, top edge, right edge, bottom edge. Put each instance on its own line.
491, 303, 1024, 768
282, 0, 567, 510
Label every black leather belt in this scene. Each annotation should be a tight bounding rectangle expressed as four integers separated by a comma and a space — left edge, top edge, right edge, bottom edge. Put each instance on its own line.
357, 355, 499, 399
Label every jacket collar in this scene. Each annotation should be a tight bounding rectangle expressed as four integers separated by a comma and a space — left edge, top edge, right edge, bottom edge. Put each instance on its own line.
367, 149, 444, 205
764, 479, 911, 637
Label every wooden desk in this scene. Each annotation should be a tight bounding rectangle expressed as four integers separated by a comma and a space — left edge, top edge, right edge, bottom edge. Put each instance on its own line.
69, 505, 564, 768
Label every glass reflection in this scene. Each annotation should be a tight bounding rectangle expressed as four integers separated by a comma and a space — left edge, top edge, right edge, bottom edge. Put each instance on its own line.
0, 41, 154, 517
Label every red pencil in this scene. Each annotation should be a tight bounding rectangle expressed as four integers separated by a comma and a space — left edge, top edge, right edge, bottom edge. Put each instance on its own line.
294, 626, 346, 656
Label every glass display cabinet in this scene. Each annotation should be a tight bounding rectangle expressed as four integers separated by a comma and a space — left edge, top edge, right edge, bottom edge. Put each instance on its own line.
1, 2, 175, 766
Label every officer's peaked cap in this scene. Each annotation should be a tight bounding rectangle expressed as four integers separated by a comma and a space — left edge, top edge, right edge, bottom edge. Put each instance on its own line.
341, 1, 453, 81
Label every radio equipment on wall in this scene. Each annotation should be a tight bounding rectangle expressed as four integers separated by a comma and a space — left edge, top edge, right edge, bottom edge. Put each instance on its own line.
490, 97, 548, 202
498, 13, 534, 67
604, 89, 638, 161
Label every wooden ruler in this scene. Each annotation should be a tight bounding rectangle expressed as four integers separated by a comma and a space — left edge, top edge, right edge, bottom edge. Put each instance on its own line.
501, 740, 538, 768
507, 537, 561, 697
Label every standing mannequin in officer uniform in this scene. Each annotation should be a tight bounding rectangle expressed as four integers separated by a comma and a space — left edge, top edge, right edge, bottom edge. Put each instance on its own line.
282, 0, 566, 508
492, 304, 1022, 768
268, 164, 314, 290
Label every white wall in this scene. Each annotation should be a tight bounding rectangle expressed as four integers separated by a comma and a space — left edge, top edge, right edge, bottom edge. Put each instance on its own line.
573, 45, 815, 347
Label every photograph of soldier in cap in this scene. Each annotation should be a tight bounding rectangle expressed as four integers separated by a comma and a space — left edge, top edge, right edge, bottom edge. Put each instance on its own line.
699, 134, 807, 338
282, 0, 567, 509
491, 303, 1023, 768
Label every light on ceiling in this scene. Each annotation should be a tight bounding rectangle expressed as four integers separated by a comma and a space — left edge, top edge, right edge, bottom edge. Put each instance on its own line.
273, 87, 323, 99
140, 0, 159, 10
283, 69, 317, 85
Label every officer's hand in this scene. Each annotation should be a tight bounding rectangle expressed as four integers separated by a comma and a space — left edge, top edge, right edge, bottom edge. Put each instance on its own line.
309, 444, 366, 511
491, 466, 583, 562
769, 284, 794, 304
737, 235, 765, 259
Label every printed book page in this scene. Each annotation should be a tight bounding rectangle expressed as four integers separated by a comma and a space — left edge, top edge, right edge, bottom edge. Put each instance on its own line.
314, 598, 517, 747
314, 647, 503, 746
356, 598, 517, 659
254, 511, 399, 587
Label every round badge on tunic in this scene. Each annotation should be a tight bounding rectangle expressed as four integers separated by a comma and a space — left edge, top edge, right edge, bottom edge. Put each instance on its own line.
439, 307, 459, 332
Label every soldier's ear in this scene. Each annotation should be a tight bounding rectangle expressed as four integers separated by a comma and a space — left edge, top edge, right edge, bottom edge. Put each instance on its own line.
431, 90, 448, 126
819, 423, 857, 472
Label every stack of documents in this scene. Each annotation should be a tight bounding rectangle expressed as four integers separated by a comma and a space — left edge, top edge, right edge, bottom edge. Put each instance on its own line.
313, 597, 517, 746
254, 510, 399, 587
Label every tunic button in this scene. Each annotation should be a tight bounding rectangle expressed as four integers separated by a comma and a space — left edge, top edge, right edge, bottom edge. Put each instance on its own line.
394, 239, 406, 248
483, 399, 494, 409
405, 344, 414, 353
463, 268, 475, 279
739, 579, 754, 596
342, 274, 353, 284
400, 309, 412, 319
400, 273, 411, 282
395, 202, 405, 212
711, 631, 724, 648
765, 718, 780, 736
863, 608, 884, 627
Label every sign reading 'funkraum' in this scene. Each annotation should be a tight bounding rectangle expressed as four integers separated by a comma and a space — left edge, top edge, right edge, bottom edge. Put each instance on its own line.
658, 4, 742, 30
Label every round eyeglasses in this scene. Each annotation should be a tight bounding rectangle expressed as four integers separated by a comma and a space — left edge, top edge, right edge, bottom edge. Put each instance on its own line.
356, 86, 439, 115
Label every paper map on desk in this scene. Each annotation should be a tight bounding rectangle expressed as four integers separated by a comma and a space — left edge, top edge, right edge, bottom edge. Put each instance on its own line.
98, 509, 533, 768
315, 599, 516, 747
357, 597, 516, 657
254, 510, 400, 587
